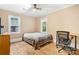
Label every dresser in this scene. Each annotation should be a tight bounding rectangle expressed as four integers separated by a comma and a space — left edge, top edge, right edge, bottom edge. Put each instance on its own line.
0, 34, 10, 55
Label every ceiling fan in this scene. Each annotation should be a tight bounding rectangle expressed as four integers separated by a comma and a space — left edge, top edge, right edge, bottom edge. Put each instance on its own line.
33, 4, 41, 10
32, 4, 41, 12
23, 4, 41, 12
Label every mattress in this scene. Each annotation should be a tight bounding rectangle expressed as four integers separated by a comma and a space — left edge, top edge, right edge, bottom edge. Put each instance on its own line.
24, 32, 49, 40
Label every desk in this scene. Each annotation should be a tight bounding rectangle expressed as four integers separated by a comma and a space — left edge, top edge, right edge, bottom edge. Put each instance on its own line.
70, 35, 77, 54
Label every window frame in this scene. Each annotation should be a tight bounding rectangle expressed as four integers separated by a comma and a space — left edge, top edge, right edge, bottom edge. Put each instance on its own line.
8, 15, 21, 34
40, 17, 47, 33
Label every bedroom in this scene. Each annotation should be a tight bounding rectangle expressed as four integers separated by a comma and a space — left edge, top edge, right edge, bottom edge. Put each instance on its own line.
0, 4, 79, 55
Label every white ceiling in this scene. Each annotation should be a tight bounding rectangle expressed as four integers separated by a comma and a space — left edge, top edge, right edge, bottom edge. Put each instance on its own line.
0, 4, 74, 17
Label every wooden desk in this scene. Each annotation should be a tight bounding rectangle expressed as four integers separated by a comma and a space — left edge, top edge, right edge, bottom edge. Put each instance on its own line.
0, 34, 10, 55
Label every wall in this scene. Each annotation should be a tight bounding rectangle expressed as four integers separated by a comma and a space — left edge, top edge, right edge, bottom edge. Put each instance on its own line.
35, 17, 41, 32
0, 9, 37, 39
36, 5, 79, 48
1, 5, 79, 48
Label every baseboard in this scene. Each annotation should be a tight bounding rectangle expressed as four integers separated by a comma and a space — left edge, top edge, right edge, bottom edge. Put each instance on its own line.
10, 38, 22, 43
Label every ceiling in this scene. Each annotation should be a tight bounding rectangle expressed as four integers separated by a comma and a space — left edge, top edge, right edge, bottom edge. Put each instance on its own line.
0, 4, 74, 17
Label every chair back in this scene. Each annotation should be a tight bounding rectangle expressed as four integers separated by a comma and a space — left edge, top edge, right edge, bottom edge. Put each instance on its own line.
56, 31, 70, 45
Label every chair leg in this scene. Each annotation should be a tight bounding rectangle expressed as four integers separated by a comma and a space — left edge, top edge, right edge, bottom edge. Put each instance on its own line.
69, 50, 76, 55
68, 50, 72, 55
68, 48, 76, 55
58, 47, 65, 52
56, 45, 59, 48
74, 50, 76, 54
56, 44, 59, 48
68, 53, 71, 55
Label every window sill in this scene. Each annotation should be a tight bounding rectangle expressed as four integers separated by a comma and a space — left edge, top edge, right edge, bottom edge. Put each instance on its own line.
9, 32, 20, 34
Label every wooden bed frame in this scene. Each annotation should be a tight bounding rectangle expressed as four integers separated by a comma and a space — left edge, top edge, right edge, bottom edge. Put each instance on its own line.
22, 33, 53, 50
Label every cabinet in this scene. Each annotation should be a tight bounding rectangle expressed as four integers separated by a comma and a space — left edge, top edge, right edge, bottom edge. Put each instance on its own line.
0, 35, 10, 55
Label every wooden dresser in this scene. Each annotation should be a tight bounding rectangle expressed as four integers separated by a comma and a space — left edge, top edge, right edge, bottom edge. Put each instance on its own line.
0, 34, 10, 55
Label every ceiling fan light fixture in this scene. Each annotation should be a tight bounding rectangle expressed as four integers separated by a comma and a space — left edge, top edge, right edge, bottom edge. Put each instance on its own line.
32, 8, 40, 12
32, 8, 37, 12
32, 4, 41, 12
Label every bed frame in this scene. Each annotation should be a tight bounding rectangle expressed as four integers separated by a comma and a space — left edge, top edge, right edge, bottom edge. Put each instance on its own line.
22, 33, 53, 50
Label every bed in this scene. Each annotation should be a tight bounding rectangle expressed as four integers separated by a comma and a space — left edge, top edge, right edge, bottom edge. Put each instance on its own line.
22, 32, 53, 50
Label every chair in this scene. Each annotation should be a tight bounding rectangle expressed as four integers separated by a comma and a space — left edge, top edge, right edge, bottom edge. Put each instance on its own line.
56, 31, 75, 54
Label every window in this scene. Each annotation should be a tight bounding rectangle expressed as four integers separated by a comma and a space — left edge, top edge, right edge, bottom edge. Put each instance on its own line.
41, 18, 47, 32
9, 16, 20, 34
